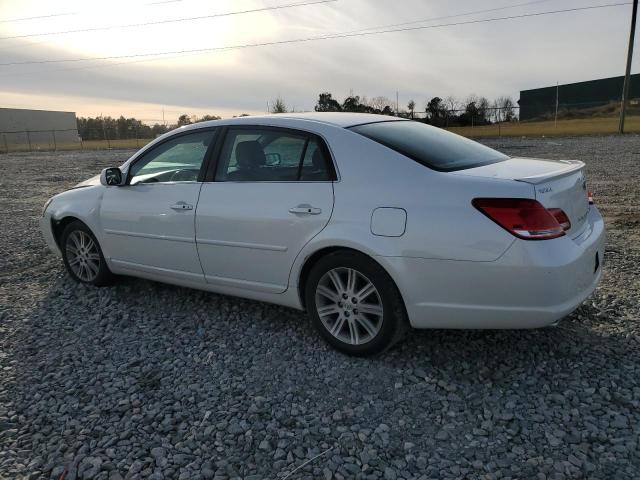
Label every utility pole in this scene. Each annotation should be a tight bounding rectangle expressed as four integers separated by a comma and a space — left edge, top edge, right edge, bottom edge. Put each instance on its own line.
396, 90, 399, 116
619, 0, 638, 134
554, 81, 559, 128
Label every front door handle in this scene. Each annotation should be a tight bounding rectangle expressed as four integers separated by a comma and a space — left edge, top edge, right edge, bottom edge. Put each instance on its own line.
289, 205, 322, 215
170, 202, 193, 211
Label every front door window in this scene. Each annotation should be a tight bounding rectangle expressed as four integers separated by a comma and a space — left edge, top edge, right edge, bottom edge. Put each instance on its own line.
129, 130, 216, 185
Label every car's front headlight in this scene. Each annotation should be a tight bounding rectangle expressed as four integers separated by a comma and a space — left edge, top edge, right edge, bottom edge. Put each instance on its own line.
42, 197, 53, 217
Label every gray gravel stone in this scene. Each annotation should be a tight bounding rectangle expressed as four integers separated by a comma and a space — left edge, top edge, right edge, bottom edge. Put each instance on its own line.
1, 137, 639, 479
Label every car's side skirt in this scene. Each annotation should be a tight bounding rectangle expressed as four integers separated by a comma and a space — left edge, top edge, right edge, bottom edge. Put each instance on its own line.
108, 259, 305, 311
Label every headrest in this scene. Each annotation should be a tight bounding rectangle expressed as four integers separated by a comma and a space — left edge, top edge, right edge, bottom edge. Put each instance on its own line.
236, 141, 266, 169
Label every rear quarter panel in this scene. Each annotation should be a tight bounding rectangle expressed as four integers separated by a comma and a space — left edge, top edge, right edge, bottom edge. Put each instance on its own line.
288, 126, 535, 291
310, 128, 531, 256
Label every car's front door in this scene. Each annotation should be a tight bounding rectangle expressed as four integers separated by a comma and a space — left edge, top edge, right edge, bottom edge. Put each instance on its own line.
195, 126, 335, 293
100, 128, 217, 283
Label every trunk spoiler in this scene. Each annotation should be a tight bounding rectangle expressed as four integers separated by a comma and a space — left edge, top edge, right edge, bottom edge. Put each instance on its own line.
514, 160, 584, 185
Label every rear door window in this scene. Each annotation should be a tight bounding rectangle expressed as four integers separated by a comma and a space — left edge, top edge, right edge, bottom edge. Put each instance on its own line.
214, 127, 333, 182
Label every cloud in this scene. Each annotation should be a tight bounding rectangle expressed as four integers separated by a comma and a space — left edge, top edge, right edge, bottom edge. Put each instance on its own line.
0, 0, 636, 122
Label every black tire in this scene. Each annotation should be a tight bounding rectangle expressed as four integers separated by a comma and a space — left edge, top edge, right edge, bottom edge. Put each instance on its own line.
305, 250, 408, 356
60, 220, 114, 286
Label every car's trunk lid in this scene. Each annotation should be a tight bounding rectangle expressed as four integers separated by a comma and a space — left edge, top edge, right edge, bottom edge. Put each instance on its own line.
452, 157, 590, 237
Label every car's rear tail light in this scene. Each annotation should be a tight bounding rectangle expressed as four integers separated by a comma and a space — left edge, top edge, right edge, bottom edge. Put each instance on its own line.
472, 198, 565, 240
587, 190, 594, 205
548, 208, 571, 231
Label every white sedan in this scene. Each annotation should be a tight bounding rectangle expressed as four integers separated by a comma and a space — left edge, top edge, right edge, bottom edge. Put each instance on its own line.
41, 113, 605, 355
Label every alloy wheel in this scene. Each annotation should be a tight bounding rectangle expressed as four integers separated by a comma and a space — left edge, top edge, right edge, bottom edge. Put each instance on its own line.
65, 230, 100, 282
315, 267, 384, 345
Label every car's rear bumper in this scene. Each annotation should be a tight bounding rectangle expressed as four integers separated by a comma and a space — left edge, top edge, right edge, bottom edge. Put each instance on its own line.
379, 206, 605, 329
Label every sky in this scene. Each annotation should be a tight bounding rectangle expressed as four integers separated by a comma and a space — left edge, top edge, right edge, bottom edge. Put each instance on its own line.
0, 0, 638, 124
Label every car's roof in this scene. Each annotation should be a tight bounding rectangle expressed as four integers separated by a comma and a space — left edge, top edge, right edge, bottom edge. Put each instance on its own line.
127, 113, 406, 166
191, 112, 406, 129
260, 112, 406, 127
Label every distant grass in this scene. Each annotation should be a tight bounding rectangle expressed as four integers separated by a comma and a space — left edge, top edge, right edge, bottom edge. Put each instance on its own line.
448, 115, 640, 138
80, 138, 154, 150
1, 138, 155, 153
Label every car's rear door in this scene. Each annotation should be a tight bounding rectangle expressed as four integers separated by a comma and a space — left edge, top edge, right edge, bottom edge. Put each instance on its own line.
100, 128, 217, 283
195, 126, 335, 293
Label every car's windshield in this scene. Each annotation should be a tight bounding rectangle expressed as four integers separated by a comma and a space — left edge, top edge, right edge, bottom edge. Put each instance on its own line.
349, 120, 508, 171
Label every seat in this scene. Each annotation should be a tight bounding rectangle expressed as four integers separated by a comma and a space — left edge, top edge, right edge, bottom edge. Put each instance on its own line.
312, 149, 325, 170
301, 148, 329, 181
227, 140, 266, 181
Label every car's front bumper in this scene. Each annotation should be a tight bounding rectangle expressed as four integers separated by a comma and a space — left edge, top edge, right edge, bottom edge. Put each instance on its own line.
379, 206, 605, 329
40, 213, 61, 257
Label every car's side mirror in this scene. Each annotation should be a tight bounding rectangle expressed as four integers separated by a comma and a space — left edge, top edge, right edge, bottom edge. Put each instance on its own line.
100, 167, 124, 186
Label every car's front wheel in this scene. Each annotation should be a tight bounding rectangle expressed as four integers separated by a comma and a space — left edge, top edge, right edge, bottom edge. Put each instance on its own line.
61, 221, 114, 286
305, 250, 407, 356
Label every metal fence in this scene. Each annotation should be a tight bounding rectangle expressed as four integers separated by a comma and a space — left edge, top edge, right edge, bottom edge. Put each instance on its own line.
0, 128, 79, 153
0, 127, 155, 153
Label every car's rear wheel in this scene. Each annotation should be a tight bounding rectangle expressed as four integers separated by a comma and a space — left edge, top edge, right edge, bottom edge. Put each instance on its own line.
305, 250, 407, 356
61, 221, 114, 286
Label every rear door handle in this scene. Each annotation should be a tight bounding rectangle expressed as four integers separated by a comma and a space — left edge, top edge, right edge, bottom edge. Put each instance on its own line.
170, 202, 193, 211
289, 205, 322, 215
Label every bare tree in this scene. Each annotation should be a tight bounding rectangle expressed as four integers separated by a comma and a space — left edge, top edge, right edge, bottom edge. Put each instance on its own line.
367, 96, 393, 112
270, 97, 287, 114
500, 96, 516, 121
443, 96, 459, 116
477, 97, 490, 124
493, 96, 516, 122
491, 99, 502, 123
464, 94, 480, 108
462, 94, 486, 125
407, 100, 416, 119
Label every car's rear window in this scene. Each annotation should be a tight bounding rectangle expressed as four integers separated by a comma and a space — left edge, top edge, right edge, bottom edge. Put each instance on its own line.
348, 120, 508, 171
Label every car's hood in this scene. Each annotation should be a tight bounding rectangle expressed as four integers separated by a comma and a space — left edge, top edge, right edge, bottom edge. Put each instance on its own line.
74, 174, 101, 188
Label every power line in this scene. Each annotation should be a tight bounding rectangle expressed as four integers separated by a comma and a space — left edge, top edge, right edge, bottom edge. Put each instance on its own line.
0, 2, 630, 69
0, 50, 206, 78
337, 0, 558, 36
0, 0, 212, 24
0, 13, 73, 24
0, 0, 553, 53
0, 0, 338, 41
0, 0, 555, 41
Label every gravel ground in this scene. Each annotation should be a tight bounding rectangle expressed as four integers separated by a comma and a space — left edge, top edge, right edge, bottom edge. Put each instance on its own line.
0, 136, 638, 480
